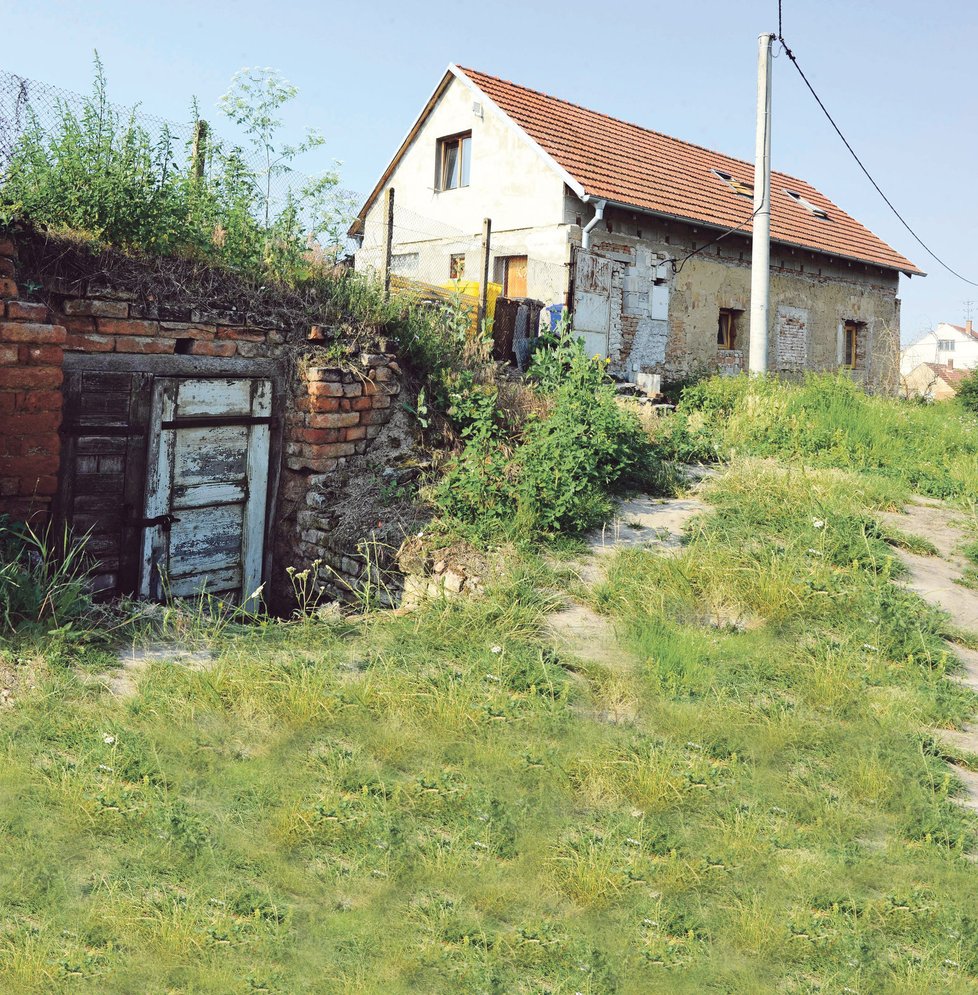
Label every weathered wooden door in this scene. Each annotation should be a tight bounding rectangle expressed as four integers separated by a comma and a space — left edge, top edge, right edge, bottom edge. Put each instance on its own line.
139, 378, 272, 606
573, 250, 613, 359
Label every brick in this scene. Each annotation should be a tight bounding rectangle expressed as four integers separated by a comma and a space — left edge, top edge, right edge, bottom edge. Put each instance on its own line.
303, 442, 355, 459
113, 336, 174, 355
0, 279, 17, 299
159, 321, 217, 339
360, 409, 393, 426
96, 317, 161, 337
5, 301, 48, 321
306, 411, 360, 429
307, 379, 344, 396
217, 326, 266, 342
24, 345, 63, 365
0, 322, 67, 344
293, 427, 344, 445
286, 455, 338, 473
3, 412, 61, 435
0, 455, 60, 478
0, 367, 62, 389
19, 473, 58, 497
15, 390, 62, 412
343, 382, 363, 397
0, 238, 15, 257
189, 340, 236, 357
20, 437, 59, 458
0, 344, 18, 365
0, 258, 14, 278
349, 396, 373, 411
63, 298, 129, 318
65, 332, 114, 352
343, 426, 368, 441
306, 367, 343, 382
370, 394, 392, 409
308, 397, 341, 414
61, 316, 97, 334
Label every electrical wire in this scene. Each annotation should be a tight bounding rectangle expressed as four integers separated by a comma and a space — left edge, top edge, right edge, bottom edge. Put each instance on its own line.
776, 2, 978, 285
672, 205, 762, 277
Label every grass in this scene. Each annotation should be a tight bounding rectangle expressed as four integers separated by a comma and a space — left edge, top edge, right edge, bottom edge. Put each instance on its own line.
3, 378, 978, 991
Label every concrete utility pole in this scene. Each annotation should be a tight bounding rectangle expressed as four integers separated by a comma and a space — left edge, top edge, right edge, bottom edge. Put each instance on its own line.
749, 32, 774, 374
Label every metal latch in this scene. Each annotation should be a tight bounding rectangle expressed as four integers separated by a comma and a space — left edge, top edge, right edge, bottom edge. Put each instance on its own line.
129, 512, 181, 529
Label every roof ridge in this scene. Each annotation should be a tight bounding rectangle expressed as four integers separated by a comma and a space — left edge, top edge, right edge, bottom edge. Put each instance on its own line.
456, 64, 816, 190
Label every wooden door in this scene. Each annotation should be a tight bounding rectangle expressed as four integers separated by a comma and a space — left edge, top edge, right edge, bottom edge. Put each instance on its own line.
573, 250, 613, 359
59, 371, 152, 596
504, 256, 528, 298
139, 377, 272, 607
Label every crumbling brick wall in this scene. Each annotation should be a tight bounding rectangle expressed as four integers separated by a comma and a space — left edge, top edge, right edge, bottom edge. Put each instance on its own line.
0, 229, 422, 611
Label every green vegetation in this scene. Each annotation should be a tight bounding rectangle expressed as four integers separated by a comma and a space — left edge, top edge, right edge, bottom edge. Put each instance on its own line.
4, 374, 978, 990
0, 58, 351, 282
665, 372, 978, 501
958, 371, 978, 414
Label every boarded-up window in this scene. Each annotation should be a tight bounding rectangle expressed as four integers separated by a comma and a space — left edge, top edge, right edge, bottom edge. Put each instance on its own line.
502, 255, 528, 298
717, 308, 740, 350
843, 320, 863, 369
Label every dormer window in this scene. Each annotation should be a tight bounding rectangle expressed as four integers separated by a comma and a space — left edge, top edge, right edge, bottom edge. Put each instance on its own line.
711, 169, 754, 199
785, 189, 830, 220
437, 132, 471, 191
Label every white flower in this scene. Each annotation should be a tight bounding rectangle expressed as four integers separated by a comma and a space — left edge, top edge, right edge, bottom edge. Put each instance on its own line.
103, 735, 115, 745
862, 643, 878, 652
490, 645, 502, 654
806, 548, 823, 556
484, 673, 500, 682
812, 519, 825, 529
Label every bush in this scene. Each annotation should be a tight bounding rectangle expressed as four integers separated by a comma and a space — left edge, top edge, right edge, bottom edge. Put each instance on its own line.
0, 517, 93, 633
957, 370, 978, 413
433, 338, 659, 542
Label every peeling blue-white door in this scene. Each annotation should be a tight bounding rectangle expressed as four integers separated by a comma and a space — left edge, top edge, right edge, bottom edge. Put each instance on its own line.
139, 377, 272, 606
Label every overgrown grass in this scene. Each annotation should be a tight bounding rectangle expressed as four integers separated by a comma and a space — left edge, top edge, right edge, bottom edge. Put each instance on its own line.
667, 372, 978, 502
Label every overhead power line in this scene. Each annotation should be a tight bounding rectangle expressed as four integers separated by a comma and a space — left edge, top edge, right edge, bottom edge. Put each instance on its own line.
776, 0, 978, 285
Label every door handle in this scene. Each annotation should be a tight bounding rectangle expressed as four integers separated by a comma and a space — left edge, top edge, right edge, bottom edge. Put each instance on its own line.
130, 512, 181, 529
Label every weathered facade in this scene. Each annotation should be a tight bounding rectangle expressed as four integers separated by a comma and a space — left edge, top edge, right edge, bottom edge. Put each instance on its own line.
0, 232, 419, 610
352, 65, 919, 389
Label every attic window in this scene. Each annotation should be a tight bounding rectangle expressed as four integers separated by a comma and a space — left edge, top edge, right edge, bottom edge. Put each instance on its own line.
711, 169, 754, 199
785, 189, 830, 220
437, 132, 471, 191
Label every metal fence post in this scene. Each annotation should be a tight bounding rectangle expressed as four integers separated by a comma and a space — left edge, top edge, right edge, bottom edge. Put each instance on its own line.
381, 187, 395, 297
478, 217, 492, 330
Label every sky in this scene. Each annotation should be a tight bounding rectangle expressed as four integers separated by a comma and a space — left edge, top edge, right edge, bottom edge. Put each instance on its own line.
3, 0, 976, 344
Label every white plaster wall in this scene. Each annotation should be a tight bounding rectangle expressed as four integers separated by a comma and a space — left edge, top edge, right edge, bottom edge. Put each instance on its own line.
900, 324, 978, 376
355, 74, 571, 302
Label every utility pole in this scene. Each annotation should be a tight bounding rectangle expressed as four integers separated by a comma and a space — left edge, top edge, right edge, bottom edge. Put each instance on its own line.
748, 32, 774, 374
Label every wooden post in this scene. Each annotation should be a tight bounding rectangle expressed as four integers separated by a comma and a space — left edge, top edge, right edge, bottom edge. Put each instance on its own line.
191, 119, 209, 182
381, 187, 395, 297
477, 217, 492, 330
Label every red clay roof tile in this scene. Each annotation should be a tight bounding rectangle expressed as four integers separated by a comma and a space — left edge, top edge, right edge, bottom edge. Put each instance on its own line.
457, 66, 923, 277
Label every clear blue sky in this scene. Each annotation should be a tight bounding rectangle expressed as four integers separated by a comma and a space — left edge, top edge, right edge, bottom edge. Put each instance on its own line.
4, 0, 976, 343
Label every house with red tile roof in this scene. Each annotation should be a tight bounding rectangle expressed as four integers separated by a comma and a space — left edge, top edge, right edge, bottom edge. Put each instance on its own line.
900, 320, 978, 378
901, 361, 973, 401
352, 65, 921, 387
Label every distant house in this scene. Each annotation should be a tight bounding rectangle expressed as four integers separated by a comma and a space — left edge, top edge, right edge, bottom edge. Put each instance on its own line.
900, 320, 978, 377
352, 65, 922, 386
902, 362, 972, 401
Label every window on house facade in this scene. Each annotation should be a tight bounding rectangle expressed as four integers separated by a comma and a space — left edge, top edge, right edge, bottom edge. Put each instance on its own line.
391, 252, 420, 275
938, 339, 955, 351
717, 308, 740, 350
449, 254, 465, 280
843, 320, 862, 368
437, 132, 471, 191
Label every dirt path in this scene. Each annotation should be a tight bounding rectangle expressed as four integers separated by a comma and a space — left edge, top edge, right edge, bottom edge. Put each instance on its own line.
880, 500, 978, 794
546, 481, 709, 698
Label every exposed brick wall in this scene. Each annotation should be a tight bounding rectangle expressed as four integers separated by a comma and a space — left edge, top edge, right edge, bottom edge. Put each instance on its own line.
0, 238, 65, 522
0, 230, 418, 610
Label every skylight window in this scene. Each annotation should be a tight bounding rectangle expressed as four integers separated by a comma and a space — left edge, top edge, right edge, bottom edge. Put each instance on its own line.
784, 189, 830, 220
711, 169, 754, 199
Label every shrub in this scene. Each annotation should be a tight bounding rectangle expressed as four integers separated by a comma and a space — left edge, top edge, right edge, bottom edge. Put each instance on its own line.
957, 370, 978, 413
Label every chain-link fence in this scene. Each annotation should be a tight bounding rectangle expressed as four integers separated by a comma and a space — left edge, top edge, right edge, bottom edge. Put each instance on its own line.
0, 67, 358, 250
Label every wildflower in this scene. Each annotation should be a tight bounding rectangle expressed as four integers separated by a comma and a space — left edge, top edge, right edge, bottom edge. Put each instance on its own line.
861, 643, 879, 652
97, 764, 113, 773
806, 548, 823, 556
812, 518, 825, 529
490, 645, 502, 654
484, 673, 500, 682
103, 735, 115, 745
472, 841, 489, 850
625, 837, 641, 847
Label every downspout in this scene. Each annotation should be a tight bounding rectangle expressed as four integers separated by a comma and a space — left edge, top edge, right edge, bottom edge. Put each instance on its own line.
580, 197, 606, 251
